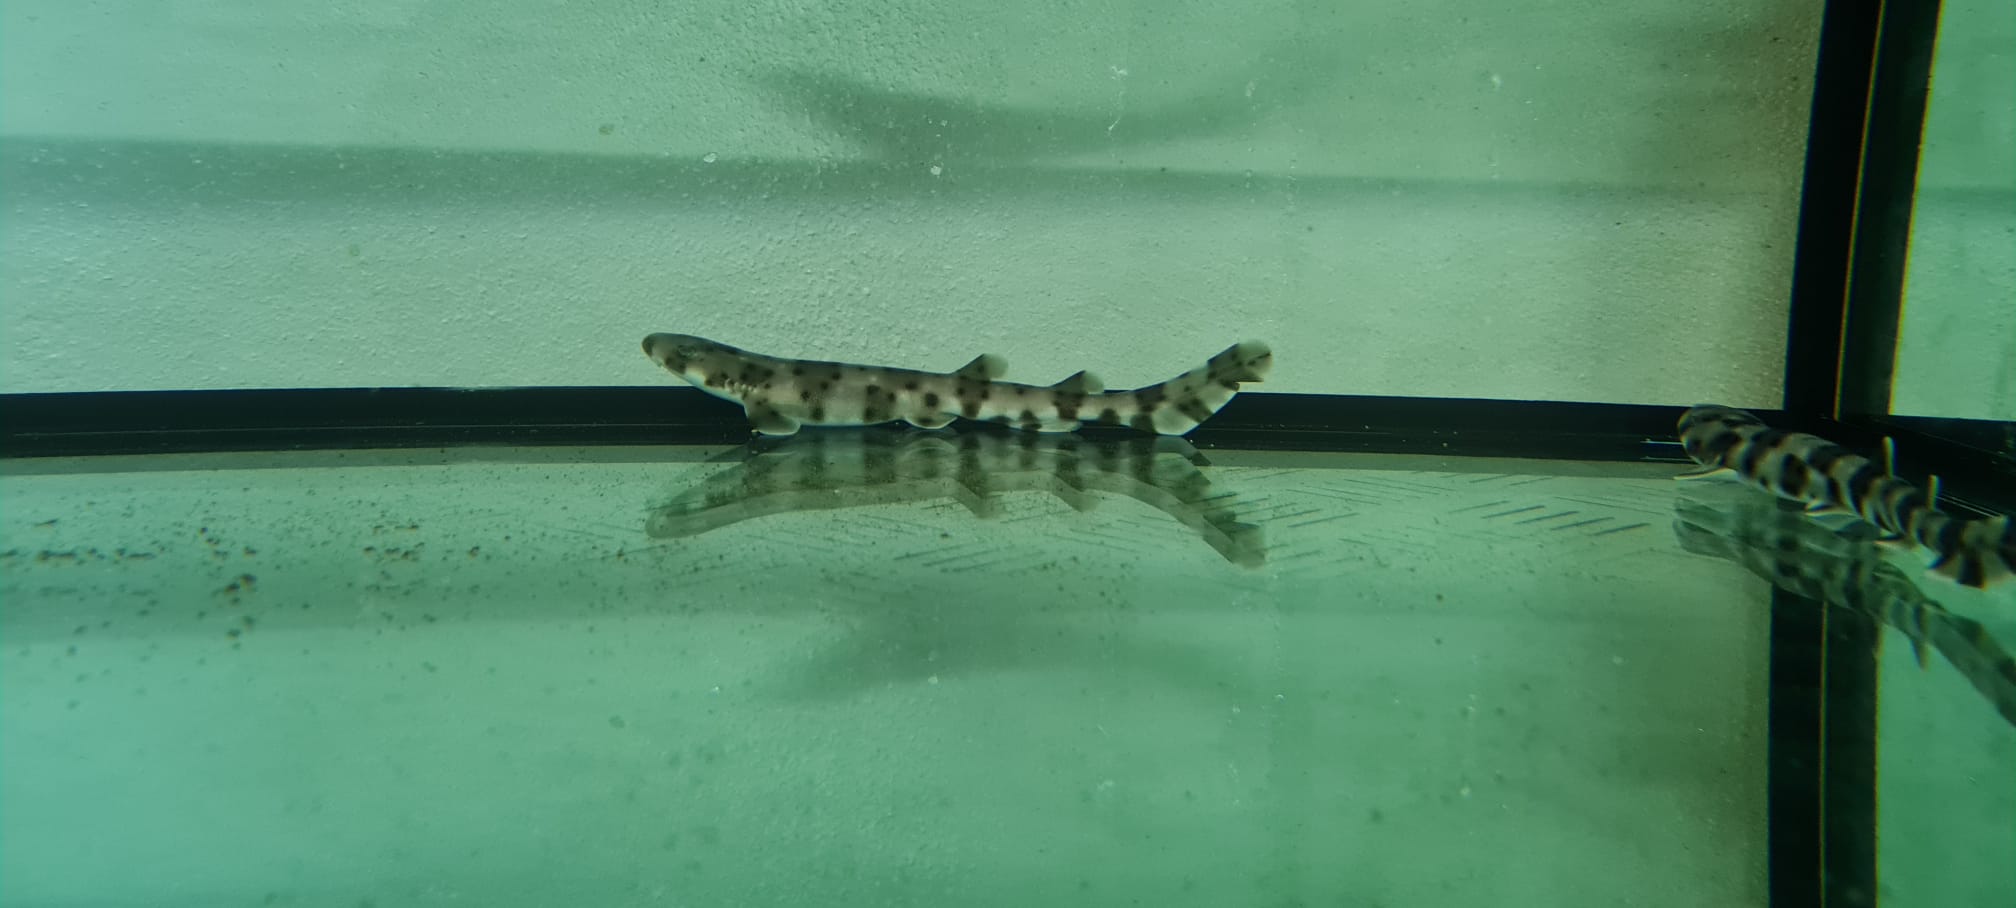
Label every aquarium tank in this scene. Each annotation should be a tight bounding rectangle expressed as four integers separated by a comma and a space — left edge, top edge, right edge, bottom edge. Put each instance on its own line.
1, 1, 2010, 907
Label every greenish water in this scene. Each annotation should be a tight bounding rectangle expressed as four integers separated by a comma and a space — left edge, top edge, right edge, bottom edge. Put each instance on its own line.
2, 2, 2009, 906
3, 439, 2009, 907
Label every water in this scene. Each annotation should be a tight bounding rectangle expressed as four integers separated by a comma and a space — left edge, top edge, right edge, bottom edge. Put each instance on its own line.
3, 0, 2012, 905
3, 436, 2010, 906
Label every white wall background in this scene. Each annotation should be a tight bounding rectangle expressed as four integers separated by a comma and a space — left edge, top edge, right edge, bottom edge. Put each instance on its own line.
1, 0, 1824, 404
1891, 0, 2016, 421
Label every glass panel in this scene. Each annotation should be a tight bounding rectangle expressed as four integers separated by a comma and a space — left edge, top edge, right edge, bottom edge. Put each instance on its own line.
1875, 613, 2016, 908
1680, 483, 2016, 907
1, 437, 1779, 906
2, 2, 1820, 405
1891, 0, 2016, 420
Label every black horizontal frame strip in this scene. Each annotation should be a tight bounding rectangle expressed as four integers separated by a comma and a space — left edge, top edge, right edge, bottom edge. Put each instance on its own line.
7, 386, 2007, 512
0, 387, 754, 454
0, 387, 1687, 463
1836, 413, 2016, 518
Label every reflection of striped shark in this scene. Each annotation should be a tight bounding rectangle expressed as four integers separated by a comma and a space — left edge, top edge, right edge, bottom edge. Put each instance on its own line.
1673, 494, 2016, 728
643, 333, 1272, 437
645, 426, 1264, 567
1675, 404, 2015, 589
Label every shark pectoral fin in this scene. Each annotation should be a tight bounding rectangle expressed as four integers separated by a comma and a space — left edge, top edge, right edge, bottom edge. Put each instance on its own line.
903, 411, 956, 430
954, 353, 1007, 381
1674, 464, 1731, 480
744, 403, 802, 436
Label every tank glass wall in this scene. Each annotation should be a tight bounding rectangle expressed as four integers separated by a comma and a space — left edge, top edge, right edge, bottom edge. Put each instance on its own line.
2, 1, 1819, 405
1890, 0, 2016, 422
1876, 0, 2016, 889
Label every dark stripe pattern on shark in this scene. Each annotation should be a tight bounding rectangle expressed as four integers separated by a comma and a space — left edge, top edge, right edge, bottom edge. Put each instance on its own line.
1675, 404, 2016, 590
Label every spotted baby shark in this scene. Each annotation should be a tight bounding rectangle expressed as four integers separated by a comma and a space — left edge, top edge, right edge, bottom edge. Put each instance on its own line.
1675, 404, 2016, 589
642, 333, 1273, 437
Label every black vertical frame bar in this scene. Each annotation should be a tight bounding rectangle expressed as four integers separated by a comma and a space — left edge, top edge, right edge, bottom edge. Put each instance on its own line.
1781, 0, 1886, 418
1819, 607, 1881, 908
1771, 2, 1906, 906
1834, 0, 2016, 518
1837, 0, 1946, 420
1767, 587, 1882, 908
1797, 7, 1949, 899
1768, 590, 1830, 908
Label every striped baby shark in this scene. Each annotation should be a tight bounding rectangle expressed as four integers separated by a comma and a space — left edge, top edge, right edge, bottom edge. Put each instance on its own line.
642, 333, 1273, 437
1675, 404, 2016, 589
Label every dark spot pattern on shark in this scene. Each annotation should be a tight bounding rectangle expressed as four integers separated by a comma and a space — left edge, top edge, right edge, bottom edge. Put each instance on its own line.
642, 332, 1273, 439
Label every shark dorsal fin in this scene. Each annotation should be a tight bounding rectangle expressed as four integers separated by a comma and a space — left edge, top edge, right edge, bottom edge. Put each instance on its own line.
954, 353, 1007, 381
1049, 370, 1105, 394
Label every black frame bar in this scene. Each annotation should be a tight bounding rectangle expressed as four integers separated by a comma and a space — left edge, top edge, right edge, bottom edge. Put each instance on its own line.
1765, 586, 1882, 908
1768, 2, 1888, 905
0, 386, 1689, 462
1832, 0, 1944, 422
1781, 0, 1887, 419
1825, 0, 2013, 509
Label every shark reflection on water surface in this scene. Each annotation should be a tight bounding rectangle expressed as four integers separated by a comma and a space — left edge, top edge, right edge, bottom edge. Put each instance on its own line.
1673, 491, 2016, 729
645, 426, 1266, 568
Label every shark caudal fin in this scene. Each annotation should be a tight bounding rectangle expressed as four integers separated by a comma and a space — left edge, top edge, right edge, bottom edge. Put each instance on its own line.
1132, 341, 1273, 435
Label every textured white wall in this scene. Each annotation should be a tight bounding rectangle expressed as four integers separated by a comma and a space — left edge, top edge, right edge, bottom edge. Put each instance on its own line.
1, 0, 1822, 405
1891, 0, 2016, 421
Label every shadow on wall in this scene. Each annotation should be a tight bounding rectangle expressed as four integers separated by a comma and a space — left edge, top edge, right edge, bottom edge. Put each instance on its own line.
0, 37, 1349, 209
1612, 4, 1823, 180
0, 133, 1749, 215
750, 58, 1326, 168
0, 5, 1822, 213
